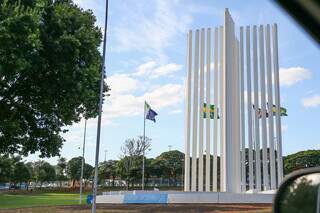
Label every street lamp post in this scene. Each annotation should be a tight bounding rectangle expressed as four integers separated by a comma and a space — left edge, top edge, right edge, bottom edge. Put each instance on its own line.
92, 0, 109, 212
79, 119, 87, 204
104, 150, 107, 162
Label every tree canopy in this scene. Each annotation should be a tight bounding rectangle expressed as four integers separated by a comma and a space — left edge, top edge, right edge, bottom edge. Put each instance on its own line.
284, 150, 320, 174
56, 157, 67, 184
0, 0, 108, 157
154, 150, 184, 185
98, 160, 118, 185
12, 161, 31, 184
66, 156, 93, 187
33, 160, 56, 185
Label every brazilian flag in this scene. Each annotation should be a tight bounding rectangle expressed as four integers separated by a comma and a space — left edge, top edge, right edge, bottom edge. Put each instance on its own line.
272, 105, 288, 116
203, 103, 219, 119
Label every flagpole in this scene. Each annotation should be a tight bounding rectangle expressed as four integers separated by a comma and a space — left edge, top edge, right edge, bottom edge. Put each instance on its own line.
79, 119, 87, 204
92, 0, 108, 211
142, 101, 146, 191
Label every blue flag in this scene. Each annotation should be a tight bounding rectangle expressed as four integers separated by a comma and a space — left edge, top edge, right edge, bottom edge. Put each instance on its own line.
145, 102, 158, 122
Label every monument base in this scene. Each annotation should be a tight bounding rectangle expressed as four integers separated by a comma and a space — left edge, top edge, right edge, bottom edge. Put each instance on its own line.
96, 191, 275, 204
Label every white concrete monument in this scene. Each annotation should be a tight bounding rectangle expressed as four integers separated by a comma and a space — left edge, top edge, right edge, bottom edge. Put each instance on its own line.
184, 9, 284, 193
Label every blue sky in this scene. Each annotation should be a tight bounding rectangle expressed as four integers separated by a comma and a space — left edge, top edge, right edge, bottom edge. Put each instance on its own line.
26, 0, 320, 165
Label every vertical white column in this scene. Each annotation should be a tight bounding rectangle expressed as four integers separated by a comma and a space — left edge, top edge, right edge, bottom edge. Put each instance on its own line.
224, 9, 240, 193
223, 11, 230, 192
246, 26, 254, 190
239, 27, 246, 192
213, 27, 219, 192
205, 28, 211, 192
191, 30, 199, 192
198, 29, 205, 192
272, 24, 283, 186
266, 25, 276, 189
234, 38, 241, 192
253, 25, 262, 191
259, 25, 269, 191
219, 25, 225, 192
184, 31, 192, 192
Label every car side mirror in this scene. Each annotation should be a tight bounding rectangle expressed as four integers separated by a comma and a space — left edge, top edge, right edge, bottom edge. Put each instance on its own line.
273, 167, 320, 213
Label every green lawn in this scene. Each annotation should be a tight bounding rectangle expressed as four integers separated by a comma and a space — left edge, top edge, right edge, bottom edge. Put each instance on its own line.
0, 192, 87, 209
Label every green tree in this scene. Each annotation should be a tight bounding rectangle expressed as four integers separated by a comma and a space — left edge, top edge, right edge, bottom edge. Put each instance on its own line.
118, 137, 152, 189
33, 160, 56, 187
83, 163, 93, 180
67, 156, 92, 187
155, 150, 184, 186
284, 150, 320, 175
117, 156, 142, 189
56, 157, 67, 187
98, 160, 118, 186
144, 158, 156, 187
0, 155, 22, 186
67, 157, 82, 187
25, 162, 34, 190
0, 0, 109, 158
12, 161, 31, 188
0, 155, 14, 183
280, 176, 318, 213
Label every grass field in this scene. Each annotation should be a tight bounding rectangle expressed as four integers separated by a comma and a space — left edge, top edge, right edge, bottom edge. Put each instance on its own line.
0, 192, 272, 212
0, 192, 87, 209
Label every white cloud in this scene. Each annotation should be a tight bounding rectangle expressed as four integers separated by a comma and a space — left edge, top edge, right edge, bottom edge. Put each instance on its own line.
135, 61, 157, 76
279, 67, 311, 87
93, 61, 184, 126
135, 61, 182, 78
102, 83, 184, 121
62, 127, 93, 148
302, 94, 320, 108
107, 74, 139, 95
152, 63, 182, 78
113, 0, 192, 58
143, 84, 184, 109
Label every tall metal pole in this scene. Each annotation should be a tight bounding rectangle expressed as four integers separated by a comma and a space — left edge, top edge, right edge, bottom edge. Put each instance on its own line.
259, 25, 269, 190
219, 26, 225, 192
246, 26, 254, 191
272, 24, 283, 186
205, 27, 211, 192
142, 102, 146, 190
198, 28, 205, 192
92, 0, 108, 211
184, 30, 192, 192
213, 27, 219, 192
252, 25, 262, 191
191, 30, 199, 192
266, 25, 276, 189
79, 119, 87, 204
239, 27, 246, 192
104, 150, 107, 162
